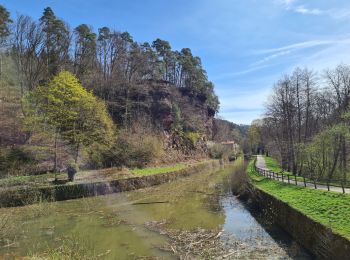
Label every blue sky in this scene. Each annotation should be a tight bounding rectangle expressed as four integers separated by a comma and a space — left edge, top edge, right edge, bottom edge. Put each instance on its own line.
3, 0, 350, 124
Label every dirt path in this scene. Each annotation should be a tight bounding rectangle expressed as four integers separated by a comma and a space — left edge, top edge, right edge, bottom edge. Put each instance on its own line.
256, 155, 350, 194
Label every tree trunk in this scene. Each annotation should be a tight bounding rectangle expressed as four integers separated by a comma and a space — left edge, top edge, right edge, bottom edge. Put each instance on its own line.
75, 142, 80, 163
54, 130, 58, 180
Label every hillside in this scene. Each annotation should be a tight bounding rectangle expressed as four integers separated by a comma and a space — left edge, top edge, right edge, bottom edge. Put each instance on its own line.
212, 118, 248, 143
0, 5, 236, 176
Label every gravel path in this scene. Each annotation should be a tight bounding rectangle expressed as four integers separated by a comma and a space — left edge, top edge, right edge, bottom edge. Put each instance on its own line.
255, 155, 350, 194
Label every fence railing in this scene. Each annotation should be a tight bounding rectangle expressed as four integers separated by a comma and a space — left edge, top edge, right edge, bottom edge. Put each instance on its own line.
254, 163, 348, 194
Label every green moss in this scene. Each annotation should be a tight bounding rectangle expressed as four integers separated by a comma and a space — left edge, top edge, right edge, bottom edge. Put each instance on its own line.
247, 160, 350, 240
131, 163, 188, 176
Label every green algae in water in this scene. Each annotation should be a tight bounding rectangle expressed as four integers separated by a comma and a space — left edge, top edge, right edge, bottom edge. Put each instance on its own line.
0, 159, 311, 259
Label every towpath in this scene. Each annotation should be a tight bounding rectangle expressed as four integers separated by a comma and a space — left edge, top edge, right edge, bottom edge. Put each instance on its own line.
256, 155, 350, 194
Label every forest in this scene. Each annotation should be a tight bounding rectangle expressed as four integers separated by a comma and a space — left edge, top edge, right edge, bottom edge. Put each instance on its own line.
1, 2, 350, 259
0, 5, 244, 177
249, 65, 350, 184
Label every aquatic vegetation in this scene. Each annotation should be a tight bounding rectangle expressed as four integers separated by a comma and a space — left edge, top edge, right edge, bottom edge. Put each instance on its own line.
0, 161, 308, 259
28, 235, 99, 260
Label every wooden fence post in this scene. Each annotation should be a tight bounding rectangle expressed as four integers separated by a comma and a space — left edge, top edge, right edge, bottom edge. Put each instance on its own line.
272, 172, 275, 180
314, 179, 317, 189
287, 175, 290, 184
294, 175, 297, 185
282, 172, 284, 182
303, 177, 306, 187
327, 181, 330, 191
341, 182, 345, 194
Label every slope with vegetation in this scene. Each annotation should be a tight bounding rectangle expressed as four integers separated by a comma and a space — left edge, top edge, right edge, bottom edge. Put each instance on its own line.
0, 4, 232, 180
212, 118, 248, 143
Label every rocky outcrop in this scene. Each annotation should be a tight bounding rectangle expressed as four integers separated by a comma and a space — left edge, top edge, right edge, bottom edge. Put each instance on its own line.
113, 81, 215, 137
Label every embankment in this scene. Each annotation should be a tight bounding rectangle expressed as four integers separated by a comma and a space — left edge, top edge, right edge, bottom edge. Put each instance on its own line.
243, 168, 350, 259
0, 160, 223, 208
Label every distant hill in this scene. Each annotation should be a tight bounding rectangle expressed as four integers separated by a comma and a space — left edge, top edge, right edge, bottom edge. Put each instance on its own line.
212, 118, 249, 143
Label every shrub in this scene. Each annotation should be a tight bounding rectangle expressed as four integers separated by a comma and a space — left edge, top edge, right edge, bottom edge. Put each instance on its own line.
208, 144, 235, 159
186, 132, 201, 145
102, 133, 164, 168
208, 144, 225, 159
0, 147, 36, 177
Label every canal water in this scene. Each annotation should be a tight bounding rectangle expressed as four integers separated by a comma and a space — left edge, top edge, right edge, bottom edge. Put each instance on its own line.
0, 159, 311, 259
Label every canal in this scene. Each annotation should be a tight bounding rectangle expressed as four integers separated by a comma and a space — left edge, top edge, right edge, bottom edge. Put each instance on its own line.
0, 159, 311, 259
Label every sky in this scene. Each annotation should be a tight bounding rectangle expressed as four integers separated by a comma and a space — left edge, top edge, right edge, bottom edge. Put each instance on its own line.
3, 0, 350, 125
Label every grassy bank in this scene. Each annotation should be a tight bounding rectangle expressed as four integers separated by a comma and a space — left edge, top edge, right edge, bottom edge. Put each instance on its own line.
264, 156, 350, 187
0, 161, 205, 190
247, 160, 350, 240
0, 159, 218, 208
131, 163, 188, 176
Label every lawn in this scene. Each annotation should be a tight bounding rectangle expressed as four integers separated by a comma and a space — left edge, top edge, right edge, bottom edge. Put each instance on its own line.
247, 160, 350, 240
130, 163, 188, 176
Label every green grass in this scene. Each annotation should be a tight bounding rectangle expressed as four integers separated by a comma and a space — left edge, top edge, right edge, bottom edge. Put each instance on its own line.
131, 163, 188, 176
0, 173, 58, 188
0, 160, 206, 189
264, 156, 304, 181
264, 156, 284, 173
248, 160, 350, 240
263, 155, 350, 187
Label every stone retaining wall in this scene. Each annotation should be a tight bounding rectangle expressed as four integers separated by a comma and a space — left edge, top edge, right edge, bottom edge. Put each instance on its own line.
0, 160, 223, 208
245, 182, 350, 259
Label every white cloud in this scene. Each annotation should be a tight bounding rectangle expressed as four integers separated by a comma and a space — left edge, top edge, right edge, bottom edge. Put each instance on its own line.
330, 9, 350, 20
253, 50, 292, 66
274, 0, 350, 20
254, 40, 333, 55
275, 0, 297, 9
283, 0, 296, 5
252, 38, 350, 67
212, 64, 270, 80
293, 40, 350, 72
294, 5, 323, 15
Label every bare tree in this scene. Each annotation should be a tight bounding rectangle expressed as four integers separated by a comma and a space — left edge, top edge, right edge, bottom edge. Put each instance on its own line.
12, 15, 45, 92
